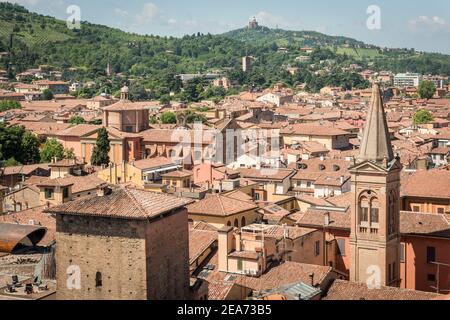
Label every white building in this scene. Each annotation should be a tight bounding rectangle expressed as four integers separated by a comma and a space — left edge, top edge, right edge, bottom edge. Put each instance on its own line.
394, 73, 422, 87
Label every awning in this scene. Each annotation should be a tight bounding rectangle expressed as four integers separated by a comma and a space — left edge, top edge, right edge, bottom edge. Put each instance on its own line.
0, 223, 47, 253
144, 165, 181, 174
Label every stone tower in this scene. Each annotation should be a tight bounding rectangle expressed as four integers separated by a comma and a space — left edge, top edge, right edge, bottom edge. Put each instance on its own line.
120, 86, 129, 101
349, 83, 402, 287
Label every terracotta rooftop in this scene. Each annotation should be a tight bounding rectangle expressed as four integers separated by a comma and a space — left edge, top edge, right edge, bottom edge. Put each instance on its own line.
323, 279, 441, 300
133, 157, 177, 170
281, 124, 349, 137
189, 229, 217, 265
46, 188, 193, 220
240, 168, 296, 182
400, 211, 450, 239
37, 175, 106, 194
234, 262, 333, 292
401, 169, 450, 200
2, 164, 50, 176
187, 194, 258, 217
296, 208, 351, 230
103, 100, 159, 111
161, 170, 193, 178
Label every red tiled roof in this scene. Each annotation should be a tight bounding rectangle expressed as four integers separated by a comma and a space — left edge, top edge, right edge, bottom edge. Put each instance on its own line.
323, 279, 441, 300
46, 188, 193, 220
187, 194, 257, 217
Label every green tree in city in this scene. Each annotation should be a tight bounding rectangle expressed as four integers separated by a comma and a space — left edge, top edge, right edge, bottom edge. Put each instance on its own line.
69, 116, 86, 125
21, 131, 41, 164
40, 138, 64, 162
160, 112, 177, 124
418, 80, 436, 99
42, 89, 54, 100
64, 148, 76, 160
91, 127, 110, 166
413, 109, 434, 125
0, 100, 22, 112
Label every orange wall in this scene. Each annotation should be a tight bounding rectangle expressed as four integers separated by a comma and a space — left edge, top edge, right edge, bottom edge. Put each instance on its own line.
401, 236, 450, 293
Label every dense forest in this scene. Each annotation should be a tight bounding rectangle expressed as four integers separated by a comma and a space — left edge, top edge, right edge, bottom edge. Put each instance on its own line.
1, 2, 450, 101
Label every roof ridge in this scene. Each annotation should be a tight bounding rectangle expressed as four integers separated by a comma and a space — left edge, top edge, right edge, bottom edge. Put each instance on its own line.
217, 194, 227, 216
123, 188, 148, 217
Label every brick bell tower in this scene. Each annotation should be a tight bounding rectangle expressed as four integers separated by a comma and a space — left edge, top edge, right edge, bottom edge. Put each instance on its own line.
349, 83, 402, 287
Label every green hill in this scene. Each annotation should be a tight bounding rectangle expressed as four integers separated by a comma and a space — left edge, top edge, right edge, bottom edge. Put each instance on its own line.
1, 2, 450, 98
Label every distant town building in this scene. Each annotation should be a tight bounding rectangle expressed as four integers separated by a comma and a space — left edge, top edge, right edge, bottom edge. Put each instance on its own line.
394, 73, 422, 88
248, 17, 259, 29
242, 56, 256, 73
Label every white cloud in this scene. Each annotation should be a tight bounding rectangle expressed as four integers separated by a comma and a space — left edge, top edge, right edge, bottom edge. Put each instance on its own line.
409, 16, 450, 33
137, 2, 160, 24
253, 11, 302, 29
114, 8, 129, 18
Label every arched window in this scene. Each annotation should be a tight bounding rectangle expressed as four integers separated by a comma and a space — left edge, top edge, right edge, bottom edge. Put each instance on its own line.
95, 272, 102, 288
234, 219, 239, 228
227, 221, 232, 227
241, 217, 246, 227
359, 198, 369, 224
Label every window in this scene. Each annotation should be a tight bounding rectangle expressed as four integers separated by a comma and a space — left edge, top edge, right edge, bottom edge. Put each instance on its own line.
359, 199, 369, 224
237, 259, 243, 271
95, 272, 102, 287
413, 206, 420, 213
371, 199, 380, 225
388, 195, 396, 235
388, 264, 392, 282
306, 181, 312, 188
254, 193, 260, 201
234, 219, 239, 228
241, 217, 246, 227
400, 243, 405, 263
437, 208, 445, 214
427, 247, 436, 264
427, 274, 436, 282
314, 241, 320, 256
337, 239, 346, 256
62, 187, 69, 199
44, 188, 54, 200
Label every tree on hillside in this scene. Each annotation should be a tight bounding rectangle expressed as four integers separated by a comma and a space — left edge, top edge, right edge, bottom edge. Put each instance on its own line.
91, 128, 110, 166
160, 112, 177, 124
159, 95, 171, 105
418, 80, 436, 99
21, 132, 41, 164
40, 138, 64, 163
413, 110, 433, 125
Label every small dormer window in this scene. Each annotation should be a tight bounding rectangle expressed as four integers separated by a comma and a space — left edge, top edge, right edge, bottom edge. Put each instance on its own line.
44, 188, 54, 200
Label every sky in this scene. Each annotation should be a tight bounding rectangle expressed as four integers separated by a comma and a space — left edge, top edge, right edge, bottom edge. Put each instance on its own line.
3, 0, 450, 54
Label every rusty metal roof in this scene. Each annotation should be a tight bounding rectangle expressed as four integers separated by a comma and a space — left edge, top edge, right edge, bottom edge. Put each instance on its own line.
0, 223, 47, 253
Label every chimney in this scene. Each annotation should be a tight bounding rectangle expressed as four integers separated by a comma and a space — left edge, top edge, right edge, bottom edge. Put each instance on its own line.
235, 231, 242, 252
218, 226, 234, 272
97, 186, 109, 197
309, 272, 315, 286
